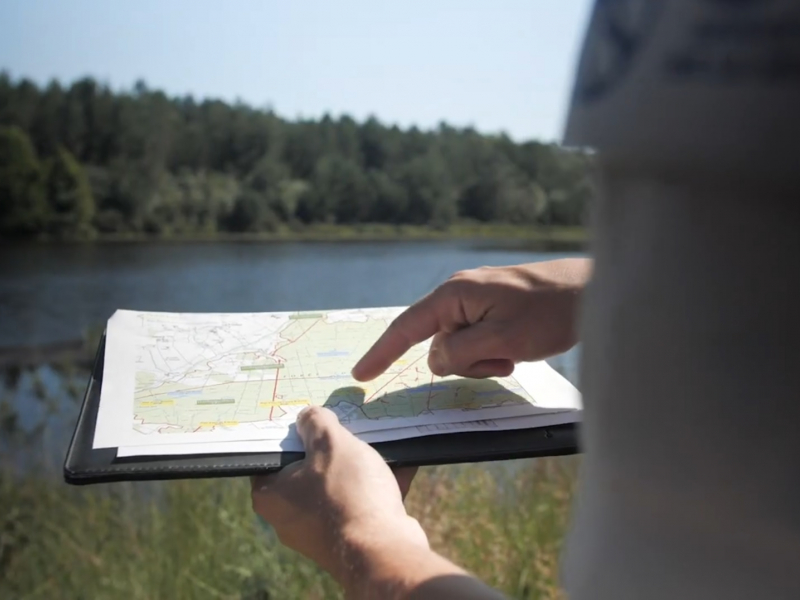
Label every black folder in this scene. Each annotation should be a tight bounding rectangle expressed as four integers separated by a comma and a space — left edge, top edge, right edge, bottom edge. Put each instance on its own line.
63, 333, 581, 485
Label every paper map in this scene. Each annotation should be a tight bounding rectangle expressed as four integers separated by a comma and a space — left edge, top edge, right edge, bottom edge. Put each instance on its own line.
93, 308, 581, 456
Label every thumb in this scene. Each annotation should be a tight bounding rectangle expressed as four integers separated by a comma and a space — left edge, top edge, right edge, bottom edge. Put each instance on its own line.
295, 405, 349, 455
431, 320, 520, 377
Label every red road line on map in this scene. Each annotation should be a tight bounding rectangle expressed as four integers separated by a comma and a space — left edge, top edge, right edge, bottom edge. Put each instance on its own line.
271, 367, 280, 400
269, 365, 280, 420
273, 319, 320, 357
365, 354, 425, 402
268, 318, 319, 420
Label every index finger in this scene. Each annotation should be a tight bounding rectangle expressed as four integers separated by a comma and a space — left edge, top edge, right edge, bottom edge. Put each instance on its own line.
351, 289, 450, 381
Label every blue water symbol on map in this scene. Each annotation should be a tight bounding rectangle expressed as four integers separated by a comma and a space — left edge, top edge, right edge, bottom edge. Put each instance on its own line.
319, 374, 351, 380
171, 390, 203, 397
427, 384, 454, 392
317, 350, 350, 357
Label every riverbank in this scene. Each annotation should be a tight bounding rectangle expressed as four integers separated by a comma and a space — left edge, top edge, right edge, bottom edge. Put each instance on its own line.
0, 340, 92, 370
0, 325, 104, 370
10, 223, 587, 246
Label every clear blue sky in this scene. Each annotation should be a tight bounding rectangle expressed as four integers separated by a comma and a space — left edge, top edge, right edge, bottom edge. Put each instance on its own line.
0, 0, 594, 142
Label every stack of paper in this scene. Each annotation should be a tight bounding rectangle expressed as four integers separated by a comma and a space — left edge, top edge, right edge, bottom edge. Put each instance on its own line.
91, 308, 582, 457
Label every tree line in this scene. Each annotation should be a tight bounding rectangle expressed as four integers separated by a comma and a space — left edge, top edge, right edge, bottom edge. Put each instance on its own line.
0, 72, 592, 240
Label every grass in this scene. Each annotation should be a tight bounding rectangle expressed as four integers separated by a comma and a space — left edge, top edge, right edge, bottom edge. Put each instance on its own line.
0, 457, 579, 599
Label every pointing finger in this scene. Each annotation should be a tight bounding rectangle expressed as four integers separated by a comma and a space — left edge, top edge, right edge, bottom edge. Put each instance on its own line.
351, 286, 461, 382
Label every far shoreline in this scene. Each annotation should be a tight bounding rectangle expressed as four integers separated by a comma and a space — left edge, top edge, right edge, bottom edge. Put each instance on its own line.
1, 224, 588, 249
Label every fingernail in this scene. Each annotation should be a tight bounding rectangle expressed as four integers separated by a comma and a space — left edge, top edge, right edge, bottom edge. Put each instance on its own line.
429, 349, 448, 376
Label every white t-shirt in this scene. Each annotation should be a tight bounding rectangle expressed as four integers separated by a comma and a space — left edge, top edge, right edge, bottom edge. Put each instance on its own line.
561, 2, 800, 598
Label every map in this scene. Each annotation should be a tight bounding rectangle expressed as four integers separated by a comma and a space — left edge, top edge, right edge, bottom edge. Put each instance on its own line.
92, 308, 581, 452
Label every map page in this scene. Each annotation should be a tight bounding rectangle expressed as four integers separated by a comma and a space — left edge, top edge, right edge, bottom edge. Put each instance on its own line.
93, 308, 581, 453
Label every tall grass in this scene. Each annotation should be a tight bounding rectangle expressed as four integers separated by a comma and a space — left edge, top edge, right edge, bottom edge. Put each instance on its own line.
0, 458, 578, 599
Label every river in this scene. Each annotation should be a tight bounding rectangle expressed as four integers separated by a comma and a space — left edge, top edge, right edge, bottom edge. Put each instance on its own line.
0, 240, 583, 471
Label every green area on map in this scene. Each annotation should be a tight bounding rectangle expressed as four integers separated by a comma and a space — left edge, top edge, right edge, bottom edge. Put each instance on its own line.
196, 399, 236, 405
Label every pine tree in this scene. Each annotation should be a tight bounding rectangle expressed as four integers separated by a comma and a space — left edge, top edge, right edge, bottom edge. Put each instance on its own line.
0, 126, 47, 237
44, 146, 96, 238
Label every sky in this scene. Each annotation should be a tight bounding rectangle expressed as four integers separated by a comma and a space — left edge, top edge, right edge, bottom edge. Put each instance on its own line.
0, 0, 594, 143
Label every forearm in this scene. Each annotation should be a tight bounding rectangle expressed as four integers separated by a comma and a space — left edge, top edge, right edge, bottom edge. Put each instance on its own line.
513, 257, 593, 358
335, 525, 506, 600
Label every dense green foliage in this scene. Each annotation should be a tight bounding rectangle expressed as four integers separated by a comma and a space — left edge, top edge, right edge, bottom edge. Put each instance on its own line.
0, 73, 592, 240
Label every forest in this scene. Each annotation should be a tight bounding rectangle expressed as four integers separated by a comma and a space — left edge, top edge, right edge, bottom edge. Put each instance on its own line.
0, 72, 592, 240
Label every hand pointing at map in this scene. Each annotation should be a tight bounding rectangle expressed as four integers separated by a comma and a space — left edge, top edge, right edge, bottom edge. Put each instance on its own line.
351, 258, 592, 382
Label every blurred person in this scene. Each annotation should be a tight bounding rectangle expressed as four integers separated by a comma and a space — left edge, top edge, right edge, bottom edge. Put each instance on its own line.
251, 1, 800, 598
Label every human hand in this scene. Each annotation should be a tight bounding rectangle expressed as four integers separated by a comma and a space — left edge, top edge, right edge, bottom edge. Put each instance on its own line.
251, 406, 427, 584
352, 258, 591, 381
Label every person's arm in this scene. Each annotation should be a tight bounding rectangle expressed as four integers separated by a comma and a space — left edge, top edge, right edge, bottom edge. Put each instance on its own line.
251, 407, 506, 600
335, 524, 507, 599
352, 257, 592, 381
252, 258, 592, 599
